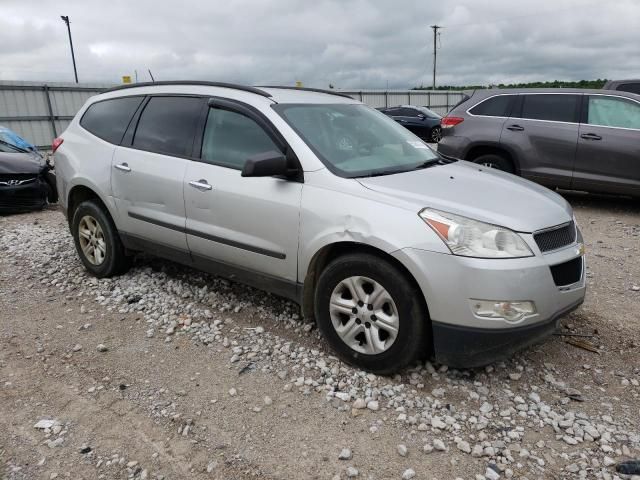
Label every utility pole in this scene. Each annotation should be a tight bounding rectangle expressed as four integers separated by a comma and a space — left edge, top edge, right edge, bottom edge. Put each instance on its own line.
430, 25, 441, 90
60, 16, 78, 83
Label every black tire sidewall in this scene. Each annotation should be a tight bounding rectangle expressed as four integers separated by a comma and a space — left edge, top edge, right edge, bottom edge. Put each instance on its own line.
71, 200, 123, 278
473, 154, 514, 174
314, 253, 428, 374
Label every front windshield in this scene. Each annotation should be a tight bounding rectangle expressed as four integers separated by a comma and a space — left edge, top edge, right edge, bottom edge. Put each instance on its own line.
274, 103, 441, 177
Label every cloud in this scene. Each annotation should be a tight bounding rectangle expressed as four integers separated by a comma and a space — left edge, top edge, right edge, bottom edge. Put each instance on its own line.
1, 0, 639, 88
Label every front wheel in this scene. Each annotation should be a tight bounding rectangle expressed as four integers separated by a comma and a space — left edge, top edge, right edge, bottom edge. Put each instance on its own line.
314, 253, 429, 374
71, 200, 130, 277
430, 126, 442, 143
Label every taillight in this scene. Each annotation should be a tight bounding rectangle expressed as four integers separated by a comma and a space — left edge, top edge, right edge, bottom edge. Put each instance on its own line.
441, 116, 464, 129
52, 137, 64, 153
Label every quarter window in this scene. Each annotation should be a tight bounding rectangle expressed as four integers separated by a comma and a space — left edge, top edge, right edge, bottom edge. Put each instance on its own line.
200, 108, 280, 169
587, 96, 640, 129
469, 95, 514, 117
80, 96, 143, 144
133, 96, 203, 156
520, 94, 579, 123
616, 83, 640, 95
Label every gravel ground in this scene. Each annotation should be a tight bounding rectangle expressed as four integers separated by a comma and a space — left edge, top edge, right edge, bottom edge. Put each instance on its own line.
1, 192, 639, 480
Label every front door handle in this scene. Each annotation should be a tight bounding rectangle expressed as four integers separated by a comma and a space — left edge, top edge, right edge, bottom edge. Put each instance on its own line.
506, 124, 524, 131
189, 179, 212, 191
114, 162, 131, 172
580, 133, 602, 141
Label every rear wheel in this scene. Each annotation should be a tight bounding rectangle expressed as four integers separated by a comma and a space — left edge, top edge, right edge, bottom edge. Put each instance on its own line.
71, 200, 130, 277
472, 153, 515, 174
314, 253, 429, 374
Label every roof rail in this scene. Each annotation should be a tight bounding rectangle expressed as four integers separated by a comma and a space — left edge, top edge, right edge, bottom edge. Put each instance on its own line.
256, 85, 354, 99
103, 81, 272, 97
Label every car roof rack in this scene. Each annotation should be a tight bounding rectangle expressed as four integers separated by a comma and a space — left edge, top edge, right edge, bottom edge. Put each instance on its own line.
256, 85, 354, 99
103, 81, 272, 97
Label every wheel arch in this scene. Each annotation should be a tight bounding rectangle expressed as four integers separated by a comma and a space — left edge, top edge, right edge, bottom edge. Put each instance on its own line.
66, 183, 116, 229
464, 143, 520, 174
301, 241, 431, 327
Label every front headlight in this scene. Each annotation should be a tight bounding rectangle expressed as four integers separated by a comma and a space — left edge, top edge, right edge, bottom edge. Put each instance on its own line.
419, 208, 533, 258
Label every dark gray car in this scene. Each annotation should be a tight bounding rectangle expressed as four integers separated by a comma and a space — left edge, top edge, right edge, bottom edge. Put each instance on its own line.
438, 88, 640, 197
603, 79, 640, 95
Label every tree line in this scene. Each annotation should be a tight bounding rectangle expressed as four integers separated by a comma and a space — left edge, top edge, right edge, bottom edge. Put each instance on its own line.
414, 79, 608, 90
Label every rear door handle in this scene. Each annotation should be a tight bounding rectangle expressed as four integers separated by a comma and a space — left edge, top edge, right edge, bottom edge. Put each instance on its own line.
189, 179, 212, 191
114, 163, 131, 172
506, 124, 524, 131
580, 133, 602, 141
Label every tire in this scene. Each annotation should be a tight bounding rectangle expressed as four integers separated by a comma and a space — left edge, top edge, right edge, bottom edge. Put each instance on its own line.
430, 126, 442, 143
71, 199, 130, 277
314, 253, 429, 374
472, 153, 515, 174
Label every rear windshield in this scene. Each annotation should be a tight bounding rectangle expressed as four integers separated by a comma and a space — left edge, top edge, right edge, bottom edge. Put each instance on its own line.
273, 103, 441, 178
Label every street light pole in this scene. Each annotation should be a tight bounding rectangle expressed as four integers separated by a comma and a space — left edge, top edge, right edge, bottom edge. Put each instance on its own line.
60, 16, 78, 83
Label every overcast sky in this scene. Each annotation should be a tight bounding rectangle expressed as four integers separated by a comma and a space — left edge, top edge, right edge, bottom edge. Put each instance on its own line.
2, 0, 639, 88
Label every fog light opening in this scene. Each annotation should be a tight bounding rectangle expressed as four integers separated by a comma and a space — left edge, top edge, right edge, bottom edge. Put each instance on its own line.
472, 300, 536, 322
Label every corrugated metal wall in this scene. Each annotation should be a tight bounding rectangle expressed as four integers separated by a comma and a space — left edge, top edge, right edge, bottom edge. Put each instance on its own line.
0, 81, 111, 149
339, 90, 465, 115
0, 82, 463, 149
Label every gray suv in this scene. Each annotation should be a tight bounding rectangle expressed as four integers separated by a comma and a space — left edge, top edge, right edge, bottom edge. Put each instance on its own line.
54, 81, 586, 373
439, 88, 640, 197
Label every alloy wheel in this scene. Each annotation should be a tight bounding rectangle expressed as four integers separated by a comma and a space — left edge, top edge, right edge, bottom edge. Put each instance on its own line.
78, 215, 107, 265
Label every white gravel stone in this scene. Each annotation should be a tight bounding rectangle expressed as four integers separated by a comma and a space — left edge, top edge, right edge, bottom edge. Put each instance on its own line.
402, 468, 416, 479
366, 400, 379, 411
338, 448, 352, 460
397, 444, 408, 457
346, 466, 359, 477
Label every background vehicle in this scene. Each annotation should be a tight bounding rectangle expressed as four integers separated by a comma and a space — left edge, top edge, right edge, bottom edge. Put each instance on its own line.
603, 79, 640, 95
54, 81, 585, 373
377, 105, 442, 142
0, 127, 56, 213
438, 88, 640, 197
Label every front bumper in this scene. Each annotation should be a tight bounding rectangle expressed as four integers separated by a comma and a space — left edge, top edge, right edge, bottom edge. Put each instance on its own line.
0, 178, 48, 213
392, 239, 586, 367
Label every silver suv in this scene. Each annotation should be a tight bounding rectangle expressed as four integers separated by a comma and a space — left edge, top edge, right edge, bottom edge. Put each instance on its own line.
54, 81, 586, 373
439, 88, 640, 197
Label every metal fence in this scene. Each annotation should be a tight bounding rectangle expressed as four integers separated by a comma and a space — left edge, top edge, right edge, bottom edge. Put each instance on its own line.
0, 81, 111, 150
0, 81, 463, 150
339, 90, 465, 115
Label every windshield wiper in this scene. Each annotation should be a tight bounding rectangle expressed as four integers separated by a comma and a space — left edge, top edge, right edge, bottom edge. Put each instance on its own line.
0, 139, 28, 153
412, 158, 442, 170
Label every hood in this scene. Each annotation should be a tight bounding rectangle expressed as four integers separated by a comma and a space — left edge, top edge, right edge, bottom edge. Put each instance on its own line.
357, 161, 572, 233
0, 152, 45, 175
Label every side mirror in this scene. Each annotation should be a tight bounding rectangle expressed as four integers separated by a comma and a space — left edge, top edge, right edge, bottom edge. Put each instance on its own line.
241, 150, 291, 178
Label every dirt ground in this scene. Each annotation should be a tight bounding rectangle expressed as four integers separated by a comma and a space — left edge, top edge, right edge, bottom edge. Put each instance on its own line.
1, 192, 639, 480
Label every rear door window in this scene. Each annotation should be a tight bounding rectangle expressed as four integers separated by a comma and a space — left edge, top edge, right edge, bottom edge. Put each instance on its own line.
400, 107, 420, 117
80, 96, 144, 144
132, 96, 203, 157
468, 95, 515, 117
587, 96, 640, 129
520, 94, 580, 123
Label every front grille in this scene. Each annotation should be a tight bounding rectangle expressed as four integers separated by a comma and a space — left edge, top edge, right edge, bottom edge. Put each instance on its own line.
0, 173, 37, 186
550, 257, 583, 286
534, 221, 576, 253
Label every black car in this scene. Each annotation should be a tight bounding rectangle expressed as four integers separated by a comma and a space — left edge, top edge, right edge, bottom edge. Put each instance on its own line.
0, 133, 57, 214
377, 105, 443, 142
